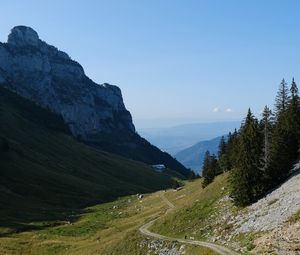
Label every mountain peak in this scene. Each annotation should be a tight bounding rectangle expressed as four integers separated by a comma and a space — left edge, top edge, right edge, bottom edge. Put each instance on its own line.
0, 26, 190, 177
8, 26, 40, 47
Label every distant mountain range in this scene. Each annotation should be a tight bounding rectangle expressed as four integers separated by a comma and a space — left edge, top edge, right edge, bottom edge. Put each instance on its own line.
139, 121, 240, 155
174, 136, 223, 174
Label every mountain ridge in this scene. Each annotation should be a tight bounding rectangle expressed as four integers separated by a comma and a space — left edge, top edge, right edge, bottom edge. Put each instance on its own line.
139, 121, 240, 155
0, 25, 190, 177
0, 25, 135, 137
175, 136, 222, 173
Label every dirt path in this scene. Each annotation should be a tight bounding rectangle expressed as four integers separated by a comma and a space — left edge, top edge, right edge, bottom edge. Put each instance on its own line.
139, 192, 240, 255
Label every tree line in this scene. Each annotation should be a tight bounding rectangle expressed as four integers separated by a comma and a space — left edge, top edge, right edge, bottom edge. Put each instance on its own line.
201, 78, 300, 206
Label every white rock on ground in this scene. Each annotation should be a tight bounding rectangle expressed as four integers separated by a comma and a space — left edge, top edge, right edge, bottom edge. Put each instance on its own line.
235, 168, 300, 233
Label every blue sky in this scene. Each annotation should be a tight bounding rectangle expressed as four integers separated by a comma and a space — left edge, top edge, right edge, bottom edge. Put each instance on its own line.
1, 0, 300, 128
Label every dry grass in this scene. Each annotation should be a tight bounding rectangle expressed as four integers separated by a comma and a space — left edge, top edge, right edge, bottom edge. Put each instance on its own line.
0, 178, 223, 255
0, 192, 166, 255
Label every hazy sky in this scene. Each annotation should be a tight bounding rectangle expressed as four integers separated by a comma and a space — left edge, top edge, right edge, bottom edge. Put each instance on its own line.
1, 0, 300, 127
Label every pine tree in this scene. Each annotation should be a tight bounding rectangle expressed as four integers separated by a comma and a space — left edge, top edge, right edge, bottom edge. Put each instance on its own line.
202, 151, 218, 188
229, 109, 263, 206
227, 129, 239, 169
260, 105, 273, 168
288, 78, 300, 139
266, 79, 299, 187
218, 136, 229, 172
210, 154, 220, 176
266, 116, 297, 184
291, 77, 298, 97
218, 136, 226, 159
275, 79, 290, 118
202, 151, 212, 187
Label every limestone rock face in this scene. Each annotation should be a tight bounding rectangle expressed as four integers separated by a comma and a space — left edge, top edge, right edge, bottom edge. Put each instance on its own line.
0, 26, 135, 138
8, 26, 40, 47
0, 26, 189, 177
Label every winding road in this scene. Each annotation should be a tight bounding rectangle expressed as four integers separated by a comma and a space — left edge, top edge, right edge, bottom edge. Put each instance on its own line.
139, 192, 240, 255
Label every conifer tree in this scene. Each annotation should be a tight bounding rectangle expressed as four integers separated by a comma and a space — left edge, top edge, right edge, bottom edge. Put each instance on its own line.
275, 79, 290, 118
260, 105, 273, 167
210, 153, 220, 176
218, 136, 229, 172
291, 77, 298, 97
266, 117, 296, 184
202, 151, 218, 188
227, 129, 239, 169
266, 79, 300, 187
218, 136, 226, 159
230, 109, 263, 206
288, 78, 300, 139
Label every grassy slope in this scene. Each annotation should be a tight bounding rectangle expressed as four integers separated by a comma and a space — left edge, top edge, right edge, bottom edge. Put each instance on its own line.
0, 86, 175, 235
151, 174, 230, 239
0, 181, 218, 255
0, 90, 228, 255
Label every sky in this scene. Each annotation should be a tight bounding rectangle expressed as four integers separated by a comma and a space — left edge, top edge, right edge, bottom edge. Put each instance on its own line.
1, 0, 300, 128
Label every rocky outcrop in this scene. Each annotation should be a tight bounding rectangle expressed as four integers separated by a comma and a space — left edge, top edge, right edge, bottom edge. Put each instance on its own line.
140, 239, 185, 255
204, 166, 300, 254
0, 26, 134, 139
234, 168, 300, 233
252, 221, 300, 255
0, 26, 190, 177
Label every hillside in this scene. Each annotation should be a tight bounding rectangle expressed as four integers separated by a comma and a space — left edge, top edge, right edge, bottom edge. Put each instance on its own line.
150, 170, 300, 254
0, 86, 177, 236
232, 167, 300, 254
175, 136, 222, 173
0, 177, 221, 255
0, 26, 190, 177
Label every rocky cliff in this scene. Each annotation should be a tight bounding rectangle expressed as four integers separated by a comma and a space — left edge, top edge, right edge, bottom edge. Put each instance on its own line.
0, 26, 190, 177
0, 26, 134, 138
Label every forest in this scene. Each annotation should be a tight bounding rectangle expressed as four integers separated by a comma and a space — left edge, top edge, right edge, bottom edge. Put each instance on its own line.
202, 78, 300, 206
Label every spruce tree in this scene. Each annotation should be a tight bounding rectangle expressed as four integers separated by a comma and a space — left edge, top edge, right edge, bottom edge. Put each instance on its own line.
266, 116, 297, 184
266, 79, 299, 187
275, 79, 290, 118
227, 129, 239, 169
260, 105, 273, 168
218, 136, 226, 159
291, 77, 298, 95
202, 151, 218, 188
218, 136, 229, 172
211, 154, 220, 176
229, 109, 263, 206
288, 78, 300, 139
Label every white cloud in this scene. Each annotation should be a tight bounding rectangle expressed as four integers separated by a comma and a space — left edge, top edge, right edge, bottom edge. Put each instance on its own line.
212, 107, 220, 113
212, 107, 233, 113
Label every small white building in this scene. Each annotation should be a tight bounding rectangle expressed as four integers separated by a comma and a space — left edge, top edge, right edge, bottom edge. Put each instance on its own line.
151, 164, 166, 172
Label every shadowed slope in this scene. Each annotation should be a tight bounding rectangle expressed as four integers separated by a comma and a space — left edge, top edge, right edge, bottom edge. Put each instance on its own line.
0, 86, 174, 234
